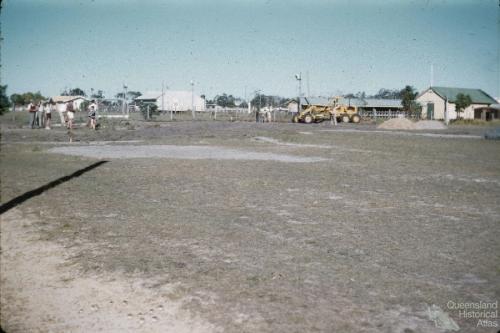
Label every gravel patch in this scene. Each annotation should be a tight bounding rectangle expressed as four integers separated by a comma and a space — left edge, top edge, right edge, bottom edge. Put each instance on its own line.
377, 118, 416, 130
414, 120, 447, 130
253, 136, 332, 149
48, 145, 329, 163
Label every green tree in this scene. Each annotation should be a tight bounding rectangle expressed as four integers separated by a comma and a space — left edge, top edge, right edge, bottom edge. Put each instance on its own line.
400, 85, 418, 112
0, 85, 11, 115
62, 88, 86, 96
69, 88, 86, 96
215, 94, 236, 108
17, 91, 45, 104
127, 91, 142, 100
455, 93, 472, 120
373, 88, 401, 99
91, 90, 105, 99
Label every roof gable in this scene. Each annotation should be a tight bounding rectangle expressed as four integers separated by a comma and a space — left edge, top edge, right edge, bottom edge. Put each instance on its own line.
51, 95, 87, 103
429, 87, 496, 104
135, 92, 163, 100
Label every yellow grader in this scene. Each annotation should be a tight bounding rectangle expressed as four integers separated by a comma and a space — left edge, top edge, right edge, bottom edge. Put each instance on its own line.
292, 97, 361, 124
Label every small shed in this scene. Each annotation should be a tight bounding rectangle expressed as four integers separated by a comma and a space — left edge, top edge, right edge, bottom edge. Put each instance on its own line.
474, 104, 500, 121
416, 87, 496, 120
135, 91, 206, 112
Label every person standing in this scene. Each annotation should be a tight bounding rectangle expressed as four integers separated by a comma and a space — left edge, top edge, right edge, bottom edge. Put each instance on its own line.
88, 105, 96, 130
45, 101, 53, 129
330, 108, 338, 126
27, 101, 37, 129
89, 99, 98, 112
57, 101, 67, 127
66, 101, 75, 129
86, 100, 98, 127
36, 102, 45, 128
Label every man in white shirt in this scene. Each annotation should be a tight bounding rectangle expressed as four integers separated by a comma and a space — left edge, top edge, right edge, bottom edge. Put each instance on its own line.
44, 102, 53, 129
56, 101, 67, 127
27, 101, 36, 129
36, 102, 45, 128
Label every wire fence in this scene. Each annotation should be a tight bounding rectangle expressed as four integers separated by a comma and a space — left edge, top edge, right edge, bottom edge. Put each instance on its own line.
359, 110, 420, 120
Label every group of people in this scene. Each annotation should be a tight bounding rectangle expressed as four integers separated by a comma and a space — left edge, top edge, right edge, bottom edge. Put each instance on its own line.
27, 100, 98, 130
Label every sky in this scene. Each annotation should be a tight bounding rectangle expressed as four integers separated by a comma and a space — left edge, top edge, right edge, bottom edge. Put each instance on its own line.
1, 0, 499, 100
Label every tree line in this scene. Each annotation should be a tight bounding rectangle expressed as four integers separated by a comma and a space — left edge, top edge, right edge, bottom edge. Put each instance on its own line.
0, 86, 143, 115
0, 84, 474, 117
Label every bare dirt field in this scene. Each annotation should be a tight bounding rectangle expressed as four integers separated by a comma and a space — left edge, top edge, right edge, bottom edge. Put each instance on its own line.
1, 118, 499, 333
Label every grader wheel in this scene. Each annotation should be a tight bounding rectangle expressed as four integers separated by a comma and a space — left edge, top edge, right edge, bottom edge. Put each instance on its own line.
351, 114, 361, 123
341, 115, 350, 123
304, 114, 313, 124
292, 115, 299, 123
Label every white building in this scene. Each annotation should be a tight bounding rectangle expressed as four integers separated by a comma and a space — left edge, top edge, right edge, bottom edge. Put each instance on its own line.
51, 96, 88, 111
416, 87, 497, 120
135, 91, 205, 112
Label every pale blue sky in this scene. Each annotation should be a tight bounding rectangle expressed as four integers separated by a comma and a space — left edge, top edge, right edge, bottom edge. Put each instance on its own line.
1, 0, 499, 100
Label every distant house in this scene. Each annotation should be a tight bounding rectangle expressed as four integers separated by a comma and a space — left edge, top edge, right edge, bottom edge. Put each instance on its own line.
135, 91, 205, 112
416, 87, 497, 120
51, 95, 88, 111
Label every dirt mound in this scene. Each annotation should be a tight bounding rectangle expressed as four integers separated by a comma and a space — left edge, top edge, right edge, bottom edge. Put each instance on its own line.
377, 118, 416, 130
377, 119, 447, 130
414, 120, 447, 130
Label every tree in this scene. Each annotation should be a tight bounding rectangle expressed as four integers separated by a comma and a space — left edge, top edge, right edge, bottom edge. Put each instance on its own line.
91, 90, 105, 99
10, 93, 24, 112
399, 86, 421, 117
127, 91, 142, 100
355, 91, 366, 99
215, 93, 236, 108
0, 85, 11, 115
62, 88, 86, 96
455, 93, 472, 120
373, 88, 401, 99
12, 91, 45, 105
400, 86, 417, 110
69, 88, 86, 96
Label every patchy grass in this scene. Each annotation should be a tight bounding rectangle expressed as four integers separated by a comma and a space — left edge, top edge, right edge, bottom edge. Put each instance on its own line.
1, 121, 500, 332
450, 119, 500, 126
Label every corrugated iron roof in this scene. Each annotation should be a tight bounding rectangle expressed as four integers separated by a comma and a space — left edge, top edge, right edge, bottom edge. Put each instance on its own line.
427, 87, 496, 104
300, 97, 332, 106
362, 98, 402, 108
299, 96, 402, 108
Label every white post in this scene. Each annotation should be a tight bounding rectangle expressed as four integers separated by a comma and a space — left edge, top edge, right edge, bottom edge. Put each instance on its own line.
161, 81, 165, 115
444, 98, 449, 125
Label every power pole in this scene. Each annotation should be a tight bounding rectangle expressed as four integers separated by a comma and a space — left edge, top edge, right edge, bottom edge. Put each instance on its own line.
295, 72, 302, 113
190, 80, 195, 119
122, 84, 128, 115
161, 81, 165, 120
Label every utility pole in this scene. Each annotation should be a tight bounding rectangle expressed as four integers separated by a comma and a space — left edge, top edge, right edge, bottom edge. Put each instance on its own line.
190, 80, 195, 119
295, 72, 302, 114
255, 89, 261, 122
122, 84, 128, 115
430, 63, 434, 87
161, 81, 165, 120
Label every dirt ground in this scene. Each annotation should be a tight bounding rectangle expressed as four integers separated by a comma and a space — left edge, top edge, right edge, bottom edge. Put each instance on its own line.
1, 119, 499, 333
